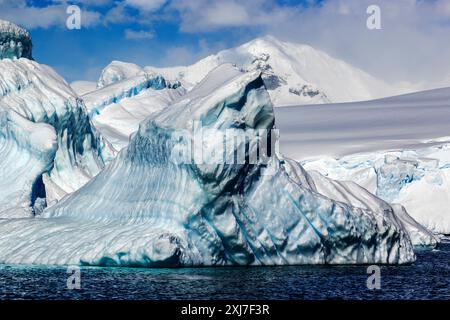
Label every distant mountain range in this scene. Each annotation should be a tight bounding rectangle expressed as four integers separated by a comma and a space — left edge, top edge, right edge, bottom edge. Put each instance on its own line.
74, 36, 418, 107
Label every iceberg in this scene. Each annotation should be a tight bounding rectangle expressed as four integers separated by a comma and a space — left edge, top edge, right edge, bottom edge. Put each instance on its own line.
82, 68, 185, 151
0, 107, 56, 217
0, 64, 415, 267
307, 170, 439, 248
0, 21, 112, 213
0, 58, 112, 206
0, 20, 32, 60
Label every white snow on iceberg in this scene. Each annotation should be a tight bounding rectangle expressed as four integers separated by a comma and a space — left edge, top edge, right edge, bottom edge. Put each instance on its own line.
82, 66, 184, 151
0, 24, 112, 212
0, 64, 414, 267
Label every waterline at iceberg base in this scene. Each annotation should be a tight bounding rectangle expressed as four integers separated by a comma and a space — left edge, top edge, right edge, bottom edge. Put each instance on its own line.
0, 62, 421, 267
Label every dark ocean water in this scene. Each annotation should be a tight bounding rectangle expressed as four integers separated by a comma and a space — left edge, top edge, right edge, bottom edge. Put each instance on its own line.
0, 243, 449, 300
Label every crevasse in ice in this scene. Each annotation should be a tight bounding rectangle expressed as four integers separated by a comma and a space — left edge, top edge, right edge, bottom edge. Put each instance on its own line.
7, 64, 413, 267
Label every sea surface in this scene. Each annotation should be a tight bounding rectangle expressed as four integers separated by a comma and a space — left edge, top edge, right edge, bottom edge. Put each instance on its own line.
1, 243, 449, 300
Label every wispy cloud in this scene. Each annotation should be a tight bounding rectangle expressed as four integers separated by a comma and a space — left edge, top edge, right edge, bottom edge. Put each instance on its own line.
260, 0, 450, 85
125, 29, 154, 40
2, 0, 450, 86
0, 0, 102, 29
170, 0, 300, 32
125, 0, 168, 12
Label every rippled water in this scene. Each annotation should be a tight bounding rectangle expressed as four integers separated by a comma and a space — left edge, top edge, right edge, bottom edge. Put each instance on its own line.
1, 243, 449, 300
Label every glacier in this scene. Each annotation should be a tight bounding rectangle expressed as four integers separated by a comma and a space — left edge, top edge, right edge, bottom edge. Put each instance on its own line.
0, 64, 416, 267
304, 146, 450, 236
275, 88, 450, 236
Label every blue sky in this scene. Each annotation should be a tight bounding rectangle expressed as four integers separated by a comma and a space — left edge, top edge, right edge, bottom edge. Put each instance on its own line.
2, 0, 450, 85
1, 0, 319, 82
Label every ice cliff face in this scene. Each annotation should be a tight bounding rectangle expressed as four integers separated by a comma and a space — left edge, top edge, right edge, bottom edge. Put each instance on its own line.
0, 107, 56, 217
0, 20, 32, 60
5, 64, 411, 267
0, 38, 112, 214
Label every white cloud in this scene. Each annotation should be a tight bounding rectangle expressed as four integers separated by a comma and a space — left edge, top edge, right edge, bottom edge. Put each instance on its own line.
164, 38, 228, 66
0, 0, 101, 29
3, 0, 450, 86
170, 0, 299, 32
104, 2, 133, 24
259, 0, 450, 85
125, 29, 155, 40
166, 0, 450, 85
125, 0, 167, 12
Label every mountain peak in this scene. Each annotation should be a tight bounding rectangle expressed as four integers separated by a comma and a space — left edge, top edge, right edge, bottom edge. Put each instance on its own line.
240, 35, 312, 53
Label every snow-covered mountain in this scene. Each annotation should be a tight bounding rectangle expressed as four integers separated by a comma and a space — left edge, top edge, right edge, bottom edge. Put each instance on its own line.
145, 36, 402, 106
86, 36, 402, 108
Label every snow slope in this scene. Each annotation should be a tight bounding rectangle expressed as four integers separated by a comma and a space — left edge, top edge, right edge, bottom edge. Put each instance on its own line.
80, 64, 185, 150
70, 81, 97, 96
146, 36, 400, 106
274, 87, 450, 235
0, 64, 415, 267
274, 87, 450, 161
80, 36, 405, 150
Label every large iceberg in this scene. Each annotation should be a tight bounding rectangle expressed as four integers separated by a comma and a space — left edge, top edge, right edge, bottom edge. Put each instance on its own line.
0, 21, 112, 214
0, 64, 415, 267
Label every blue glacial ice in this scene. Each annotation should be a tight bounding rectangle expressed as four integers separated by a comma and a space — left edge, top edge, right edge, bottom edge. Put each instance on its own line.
0, 22, 113, 214
0, 107, 56, 217
0, 20, 32, 60
0, 64, 414, 267
0, 21, 421, 266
